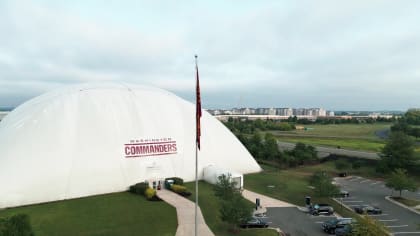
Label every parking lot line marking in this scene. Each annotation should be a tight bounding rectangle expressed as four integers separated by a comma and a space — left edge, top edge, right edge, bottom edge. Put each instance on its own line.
370, 214, 389, 217
387, 225, 409, 228
370, 182, 381, 185
378, 219, 398, 222
347, 204, 361, 207
315, 221, 324, 224
393, 232, 420, 235
349, 178, 358, 182
360, 180, 370, 183
342, 200, 363, 203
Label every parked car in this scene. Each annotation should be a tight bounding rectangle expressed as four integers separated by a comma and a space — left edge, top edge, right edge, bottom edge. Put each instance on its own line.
322, 218, 354, 234
335, 224, 353, 236
336, 190, 350, 198
240, 218, 269, 228
310, 203, 334, 215
253, 212, 267, 218
338, 172, 347, 177
354, 205, 382, 215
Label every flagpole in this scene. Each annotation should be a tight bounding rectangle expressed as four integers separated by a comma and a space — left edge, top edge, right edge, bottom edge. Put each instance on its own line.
195, 54, 199, 236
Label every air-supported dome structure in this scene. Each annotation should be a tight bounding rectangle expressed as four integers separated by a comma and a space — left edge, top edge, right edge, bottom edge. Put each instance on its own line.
0, 83, 260, 208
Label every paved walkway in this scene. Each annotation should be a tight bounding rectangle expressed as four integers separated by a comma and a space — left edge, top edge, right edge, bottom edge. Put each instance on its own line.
242, 189, 295, 208
157, 189, 214, 236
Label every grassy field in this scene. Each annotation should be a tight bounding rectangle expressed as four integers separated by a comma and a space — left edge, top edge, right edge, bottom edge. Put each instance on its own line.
276, 136, 385, 152
272, 123, 391, 138
184, 181, 278, 236
0, 192, 177, 236
268, 123, 391, 152
391, 197, 420, 208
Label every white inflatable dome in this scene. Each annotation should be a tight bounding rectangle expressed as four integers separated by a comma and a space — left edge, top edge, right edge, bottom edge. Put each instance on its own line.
0, 83, 260, 208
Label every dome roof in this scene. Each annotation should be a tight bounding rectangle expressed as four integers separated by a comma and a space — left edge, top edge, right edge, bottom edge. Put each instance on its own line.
0, 83, 260, 208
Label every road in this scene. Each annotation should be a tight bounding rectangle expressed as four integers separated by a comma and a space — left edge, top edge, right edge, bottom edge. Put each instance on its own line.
335, 176, 420, 235
277, 141, 380, 160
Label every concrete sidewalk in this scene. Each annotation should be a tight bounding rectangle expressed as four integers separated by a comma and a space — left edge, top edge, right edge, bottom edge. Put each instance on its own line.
157, 189, 214, 236
242, 189, 295, 208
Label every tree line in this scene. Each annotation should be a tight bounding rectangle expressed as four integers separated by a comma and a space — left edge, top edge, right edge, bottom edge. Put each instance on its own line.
378, 109, 420, 172
236, 132, 318, 168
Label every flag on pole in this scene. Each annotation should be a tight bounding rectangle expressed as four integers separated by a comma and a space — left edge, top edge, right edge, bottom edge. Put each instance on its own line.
195, 55, 202, 150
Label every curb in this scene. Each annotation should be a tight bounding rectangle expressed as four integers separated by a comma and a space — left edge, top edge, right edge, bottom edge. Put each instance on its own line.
297, 206, 309, 213
332, 198, 354, 213
385, 196, 420, 215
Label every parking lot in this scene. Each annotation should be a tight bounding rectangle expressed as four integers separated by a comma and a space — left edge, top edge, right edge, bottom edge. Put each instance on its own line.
334, 176, 420, 235
260, 176, 420, 236
265, 207, 337, 236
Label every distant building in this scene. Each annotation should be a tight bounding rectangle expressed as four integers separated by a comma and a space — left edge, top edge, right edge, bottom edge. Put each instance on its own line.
276, 108, 293, 116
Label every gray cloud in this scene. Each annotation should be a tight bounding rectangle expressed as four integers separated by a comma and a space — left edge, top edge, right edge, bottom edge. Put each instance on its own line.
0, 0, 419, 110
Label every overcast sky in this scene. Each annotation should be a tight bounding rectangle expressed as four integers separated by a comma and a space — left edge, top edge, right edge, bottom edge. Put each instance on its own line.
1, 1, 419, 110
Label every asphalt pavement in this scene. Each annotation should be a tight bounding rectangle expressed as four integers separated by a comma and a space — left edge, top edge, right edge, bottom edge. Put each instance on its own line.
334, 176, 420, 235
266, 207, 336, 236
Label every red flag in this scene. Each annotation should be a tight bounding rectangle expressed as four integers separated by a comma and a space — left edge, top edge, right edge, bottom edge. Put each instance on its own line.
195, 56, 202, 149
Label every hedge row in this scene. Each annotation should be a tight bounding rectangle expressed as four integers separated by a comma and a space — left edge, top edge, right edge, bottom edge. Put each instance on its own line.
129, 182, 160, 201
170, 184, 192, 197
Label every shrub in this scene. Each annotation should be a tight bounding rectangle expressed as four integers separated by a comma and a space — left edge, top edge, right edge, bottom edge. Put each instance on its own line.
170, 184, 192, 198
171, 184, 187, 193
165, 177, 184, 185
129, 182, 149, 196
335, 159, 350, 170
0, 214, 34, 236
145, 188, 156, 200
352, 160, 362, 169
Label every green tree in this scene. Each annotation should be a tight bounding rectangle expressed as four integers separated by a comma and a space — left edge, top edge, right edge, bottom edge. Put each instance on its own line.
309, 171, 339, 197
249, 133, 263, 159
335, 159, 351, 171
220, 193, 252, 231
381, 131, 416, 170
405, 109, 420, 125
409, 127, 420, 139
289, 142, 317, 165
391, 120, 411, 133
215, 174, 252, 231
385, 168, 417, 197
350, 215, 388, 236
263, 133, 279, 160
214, 174, 239, 201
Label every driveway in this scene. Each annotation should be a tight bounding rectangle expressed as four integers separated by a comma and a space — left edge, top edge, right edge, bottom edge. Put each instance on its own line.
334, 176, 420, 235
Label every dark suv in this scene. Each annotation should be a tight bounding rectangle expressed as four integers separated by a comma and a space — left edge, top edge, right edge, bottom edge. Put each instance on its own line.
322, 218, 354, 234
310, 203, 334, 215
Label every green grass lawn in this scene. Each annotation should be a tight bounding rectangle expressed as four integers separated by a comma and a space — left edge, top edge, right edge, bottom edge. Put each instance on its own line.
0, 192, 177, 236
391, 197, 420, 208
271, 123, 391, 138
268, 123, 390, 152
275, 136, 385, 152
184, 181, 278, 236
